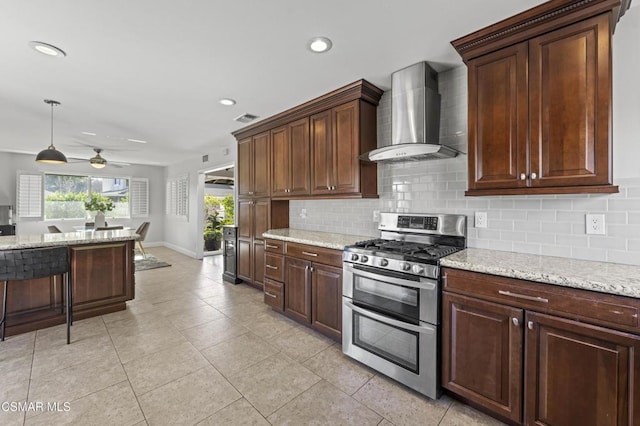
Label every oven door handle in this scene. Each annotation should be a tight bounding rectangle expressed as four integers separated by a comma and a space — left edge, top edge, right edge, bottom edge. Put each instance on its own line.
347, 264, 437, 291
344, 300, 436, 334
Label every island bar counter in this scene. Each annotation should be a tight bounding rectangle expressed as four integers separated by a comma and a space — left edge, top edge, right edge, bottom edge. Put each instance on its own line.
0, 230, 137, 337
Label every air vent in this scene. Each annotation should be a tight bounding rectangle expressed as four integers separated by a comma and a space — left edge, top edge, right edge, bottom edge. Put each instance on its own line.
202, 154, 209, 163
234, 113, 259, 123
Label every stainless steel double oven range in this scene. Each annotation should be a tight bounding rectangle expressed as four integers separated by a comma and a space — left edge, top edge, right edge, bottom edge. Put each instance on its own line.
342, 212, 467, 399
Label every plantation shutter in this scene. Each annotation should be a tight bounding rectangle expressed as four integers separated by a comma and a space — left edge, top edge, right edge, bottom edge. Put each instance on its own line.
16, 172, 43, 218
130, 178, 149, 217
165, 175, 188, 218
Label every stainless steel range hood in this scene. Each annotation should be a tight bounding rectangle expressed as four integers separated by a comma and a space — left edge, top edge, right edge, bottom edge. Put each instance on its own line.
361, 62, 459, 162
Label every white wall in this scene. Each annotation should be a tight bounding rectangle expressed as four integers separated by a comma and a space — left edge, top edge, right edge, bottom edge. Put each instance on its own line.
164, 147, 235, 257
0, 151, 166, 244
290, 7, 640, 266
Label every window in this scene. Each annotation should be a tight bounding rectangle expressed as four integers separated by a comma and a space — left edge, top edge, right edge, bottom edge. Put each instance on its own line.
166, 175, 188, 218
42, 173, 130, 220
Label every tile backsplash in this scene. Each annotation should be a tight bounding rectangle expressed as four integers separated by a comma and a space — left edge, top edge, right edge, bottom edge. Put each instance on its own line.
290, 66, 640, 266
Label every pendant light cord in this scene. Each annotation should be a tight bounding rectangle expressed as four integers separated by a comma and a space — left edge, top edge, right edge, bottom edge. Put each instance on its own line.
50, 102, 55, 148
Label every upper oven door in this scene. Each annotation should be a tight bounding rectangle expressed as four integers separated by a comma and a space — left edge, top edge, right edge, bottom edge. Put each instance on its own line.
343, 262, 439, 325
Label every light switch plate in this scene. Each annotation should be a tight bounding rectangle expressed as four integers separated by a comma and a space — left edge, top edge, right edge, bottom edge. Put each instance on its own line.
373, 210, 380, 222
586, 214, 605, 235
475, 211, 487, 228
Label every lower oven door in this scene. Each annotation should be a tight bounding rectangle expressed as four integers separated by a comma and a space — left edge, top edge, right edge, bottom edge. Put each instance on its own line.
342, 298, 439, 399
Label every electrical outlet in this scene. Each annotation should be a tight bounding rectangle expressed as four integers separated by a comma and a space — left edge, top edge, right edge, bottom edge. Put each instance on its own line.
475, 211, 488, 228
586, 214, 605, 235
372, 210, 381, 222
299, 208, 307, 219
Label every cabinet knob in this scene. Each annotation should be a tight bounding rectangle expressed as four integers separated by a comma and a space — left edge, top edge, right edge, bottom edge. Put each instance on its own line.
512, 317, 520, 326
527, 321, 534, 330
520, 173, 526, 181
531, 172, 537, 180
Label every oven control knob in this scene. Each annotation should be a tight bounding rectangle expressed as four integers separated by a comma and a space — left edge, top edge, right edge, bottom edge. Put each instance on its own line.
350, 253, 359, 261
412, 265, 425, 275
360, 255, 369, 263
400, 262, 411, 271
378, 259, 389, 267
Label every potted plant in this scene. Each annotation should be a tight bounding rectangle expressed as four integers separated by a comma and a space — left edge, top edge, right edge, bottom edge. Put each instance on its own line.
84, 193, 115, 228
204, 211, 223, 251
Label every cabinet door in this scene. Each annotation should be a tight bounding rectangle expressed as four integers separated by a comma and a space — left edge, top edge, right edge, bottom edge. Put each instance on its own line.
525, 311, 640, 426
284, 257, 311, 323
310, 110, 333, 195
253, 199, 270, 239
253, 241, 265, 289
237, 200, 253, 240
271, 126, 289, 197
467, 42, 528, 191
442, 292, 524, 423
311, 263, 342, 340
288, 117, 310, 196
332, 101, 359, 194
237, 238, 252, 283
252, 131, 271, 197
237, 137, 252, 197
529, 14, 612, 188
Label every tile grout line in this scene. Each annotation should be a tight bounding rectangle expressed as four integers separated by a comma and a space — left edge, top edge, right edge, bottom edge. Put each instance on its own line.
22, 331, 37, 426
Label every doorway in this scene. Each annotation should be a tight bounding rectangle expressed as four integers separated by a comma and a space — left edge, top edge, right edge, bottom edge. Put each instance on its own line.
198, 165, 235, 259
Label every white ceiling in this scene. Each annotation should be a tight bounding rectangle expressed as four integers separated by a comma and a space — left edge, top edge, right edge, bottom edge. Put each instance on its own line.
0, 0, 547, 168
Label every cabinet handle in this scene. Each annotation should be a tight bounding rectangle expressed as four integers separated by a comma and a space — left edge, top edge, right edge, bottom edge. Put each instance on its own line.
265, 265, 279, 270
265, 291, 277, 299
531, 172, 537, 180
520, 173, 526, 181
512, 317, 520, 326
331, 186, 336, 190
527, 321, 534, 330
301, 251, 318, 257
498, 290, 549, 303
266, 244, 279, 249
310, 266, 314, 273
249, 191, 254, 195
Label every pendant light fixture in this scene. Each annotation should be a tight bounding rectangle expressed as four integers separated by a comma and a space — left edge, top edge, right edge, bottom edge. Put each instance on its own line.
36, 99, 67, 164
89, 148, 107, 169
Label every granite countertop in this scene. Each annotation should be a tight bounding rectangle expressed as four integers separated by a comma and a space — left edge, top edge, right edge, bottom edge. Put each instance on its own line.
263, 228, 370, 251
441, 248, 640, 299
0, 229, 139, 250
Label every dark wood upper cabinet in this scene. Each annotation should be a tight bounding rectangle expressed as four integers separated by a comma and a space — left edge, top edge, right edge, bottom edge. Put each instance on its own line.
237, 131, 270, 198
271, 118, 310, 197
452, 0, 630, 196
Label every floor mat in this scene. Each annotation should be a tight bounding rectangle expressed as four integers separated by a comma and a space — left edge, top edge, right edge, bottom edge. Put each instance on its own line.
134, 254, 171, 271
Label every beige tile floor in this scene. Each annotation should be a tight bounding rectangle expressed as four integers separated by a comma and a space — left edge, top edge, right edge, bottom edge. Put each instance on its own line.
0, 247, 505, 426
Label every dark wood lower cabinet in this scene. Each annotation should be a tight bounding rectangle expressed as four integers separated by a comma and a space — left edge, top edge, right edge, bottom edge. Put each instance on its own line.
442, 292, 523, 423
284, 257, 311, 323
311, 263, 342, 340
525, 312, 640, 426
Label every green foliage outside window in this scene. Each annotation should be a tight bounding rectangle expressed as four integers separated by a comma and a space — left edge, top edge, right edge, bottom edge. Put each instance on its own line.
84, 193, 116, 213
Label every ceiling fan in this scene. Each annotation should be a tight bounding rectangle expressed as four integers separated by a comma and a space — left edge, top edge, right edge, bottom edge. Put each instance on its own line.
69, 148, 130, 169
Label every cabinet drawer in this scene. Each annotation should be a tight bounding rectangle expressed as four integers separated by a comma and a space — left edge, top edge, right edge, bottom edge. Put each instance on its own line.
443, 268, 640, 333
264, 253, 284, 281
285, 242, 342, 268
265, 239, 284, 254
264, 278, 284, 311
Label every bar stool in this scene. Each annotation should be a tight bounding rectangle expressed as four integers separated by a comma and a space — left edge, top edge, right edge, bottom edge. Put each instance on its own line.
0, 246, 72, 344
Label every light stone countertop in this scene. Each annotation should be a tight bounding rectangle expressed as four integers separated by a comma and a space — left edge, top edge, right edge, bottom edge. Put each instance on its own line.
441, 248, 640, 299
263, 228, 371, 251
0, 229, 139, 250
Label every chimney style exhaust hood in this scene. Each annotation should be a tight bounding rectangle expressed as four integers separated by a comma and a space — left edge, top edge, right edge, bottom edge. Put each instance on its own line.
361, 62, 458, 162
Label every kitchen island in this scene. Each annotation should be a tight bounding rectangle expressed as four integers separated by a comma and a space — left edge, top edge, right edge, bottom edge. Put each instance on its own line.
0, 230, 137, 337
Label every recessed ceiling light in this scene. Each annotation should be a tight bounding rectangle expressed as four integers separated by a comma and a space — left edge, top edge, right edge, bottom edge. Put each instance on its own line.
308, 37, 332, 53
219, 98, 236, 106
127, 138, 147, 144
81, 131, 97, 136
29, 41, 66, 57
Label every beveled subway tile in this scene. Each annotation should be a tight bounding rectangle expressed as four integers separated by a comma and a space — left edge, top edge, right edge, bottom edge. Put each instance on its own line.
31, 334, 116, 379
25, 380, 144, 426
28, 350, 126, 408
303, 345, 375, 395
123, 341, 209, 396
268, 380, 381, 425
181, 316, 249, 350
353, 375, 453, 426
227, 353, 321, 417
439, 400, 506, 426
165, 304, 226, 331
201, 332, 279, 377
269, 325, 334, 362
138, 366, 241, 426
197, 398, 269, 425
